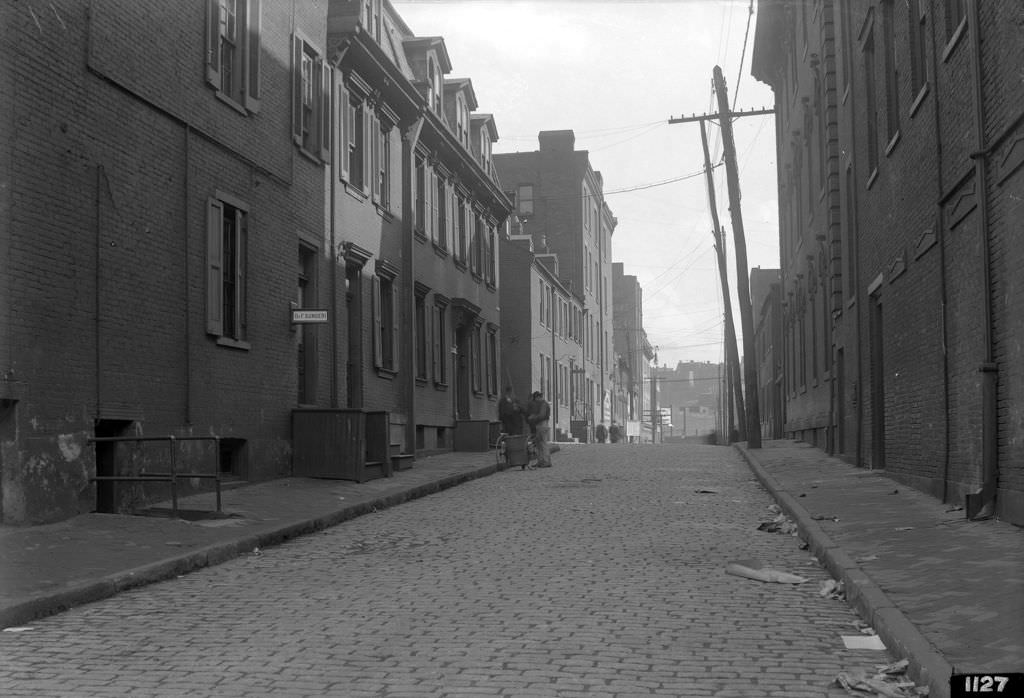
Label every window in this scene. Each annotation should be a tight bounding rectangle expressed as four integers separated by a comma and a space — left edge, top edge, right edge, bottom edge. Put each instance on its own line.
908, 0, 928, 102
862, 15, 879, 178
539, 281, 545, 326
415, 156, 426, 235
427, 56, 442, 114
471, 323, 483, 393
206, 194, 248, 345
292, 34, 329, 160
435, 174, 447, 251
415, 288, 429, 381
485, 223, 496, 286
432, 299, 448, 385
470, 213, 483, 277
363, 0, 380, 42
205, 0, 261, 112
455, 94, 469, 147
456, 195, 468, 264
517, 184, 534, 216
372, 267, 399, 372
344, 96, 366, 190
479, 128, 490, 172
375, 120, 391, 209
882, 0, 900, 144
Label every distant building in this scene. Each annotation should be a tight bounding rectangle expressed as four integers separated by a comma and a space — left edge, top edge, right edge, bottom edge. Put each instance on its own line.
499, 232, 584, 441
653, 362, 721, 439
751, 269, 784, 439
494, 131, 617, 440
752, 1, 1024, 524
612, 264, 655, 442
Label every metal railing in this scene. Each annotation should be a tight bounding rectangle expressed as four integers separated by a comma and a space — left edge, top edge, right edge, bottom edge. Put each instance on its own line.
87, 435, 222, 518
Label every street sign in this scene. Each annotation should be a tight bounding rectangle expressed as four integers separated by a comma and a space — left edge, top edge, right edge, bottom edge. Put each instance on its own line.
291, 309, 329, 324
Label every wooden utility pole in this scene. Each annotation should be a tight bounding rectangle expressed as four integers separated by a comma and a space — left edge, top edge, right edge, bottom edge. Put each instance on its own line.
668, 74, 772, 448
712, 65, 761, 448
700, 120, 746, 442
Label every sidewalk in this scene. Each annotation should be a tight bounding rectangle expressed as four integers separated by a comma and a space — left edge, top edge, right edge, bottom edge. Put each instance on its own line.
736, 439, 1024, 698
0, 449, 506, 630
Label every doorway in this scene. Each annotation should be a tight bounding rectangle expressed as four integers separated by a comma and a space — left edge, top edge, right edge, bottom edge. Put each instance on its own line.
93, 419, 134, 513
345, 264, 364, 409
456, 324, 470, 419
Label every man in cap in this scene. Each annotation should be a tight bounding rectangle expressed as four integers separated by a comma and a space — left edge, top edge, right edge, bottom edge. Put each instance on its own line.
525, 390, 552, 468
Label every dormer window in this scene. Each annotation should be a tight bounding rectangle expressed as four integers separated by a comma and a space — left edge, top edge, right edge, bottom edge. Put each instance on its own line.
455, 94, 468, 146
479, 128, 490, 171
427, 56, 442, 114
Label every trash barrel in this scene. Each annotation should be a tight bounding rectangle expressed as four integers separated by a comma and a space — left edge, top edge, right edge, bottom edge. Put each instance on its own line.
505, 434, 529, 467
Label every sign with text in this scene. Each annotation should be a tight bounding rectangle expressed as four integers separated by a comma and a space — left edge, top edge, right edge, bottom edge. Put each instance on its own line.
291, 309, 329, 324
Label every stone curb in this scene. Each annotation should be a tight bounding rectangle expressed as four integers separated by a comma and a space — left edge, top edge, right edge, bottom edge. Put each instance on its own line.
0, 459, 504, 630
734, 443, 953, 698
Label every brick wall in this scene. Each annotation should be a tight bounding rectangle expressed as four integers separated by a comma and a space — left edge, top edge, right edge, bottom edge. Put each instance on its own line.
3, 0, 329, 523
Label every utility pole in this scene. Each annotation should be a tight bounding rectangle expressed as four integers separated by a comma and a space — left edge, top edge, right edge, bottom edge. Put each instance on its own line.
668, 72, 772, 448
701, 120, 745, 442
713, 65, 761, 448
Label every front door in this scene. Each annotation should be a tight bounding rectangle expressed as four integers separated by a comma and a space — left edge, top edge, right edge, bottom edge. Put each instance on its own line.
456, 325, 471, 419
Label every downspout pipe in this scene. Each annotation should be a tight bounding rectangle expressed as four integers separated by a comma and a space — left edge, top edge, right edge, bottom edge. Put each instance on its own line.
964, 0, 998, 520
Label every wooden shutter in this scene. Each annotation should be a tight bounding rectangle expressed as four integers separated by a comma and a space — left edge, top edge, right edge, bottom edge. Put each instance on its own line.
234, 207, 247, 338
444, 184, 454, 251
362, 105, 372, 194
389, 281, 400, 371
339, 84, 350, 181
425, 167, 435, 242
205, 0, 221, 87
372, 275, 383, 368
292, 36, 303, 145
319, 61, 331, 162
206, 198, 224, 335
371, 113, 381, 202
431, 306, 440, 381
245, 0, 261, 112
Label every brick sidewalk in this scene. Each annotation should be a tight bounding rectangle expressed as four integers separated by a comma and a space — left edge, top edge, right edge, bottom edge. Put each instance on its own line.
0, 449, 506, 630
736, 440, 1024, 698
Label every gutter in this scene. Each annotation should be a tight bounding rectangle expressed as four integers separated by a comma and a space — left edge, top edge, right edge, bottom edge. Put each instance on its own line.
964, 2, 998, 520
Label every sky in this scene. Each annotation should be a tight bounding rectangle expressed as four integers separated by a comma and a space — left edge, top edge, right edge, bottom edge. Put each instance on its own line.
393, 0, 780, 368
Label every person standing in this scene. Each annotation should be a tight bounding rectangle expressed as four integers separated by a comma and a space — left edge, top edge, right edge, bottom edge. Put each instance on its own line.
595, 422, 607, 444
608, 421, 622, 444
498, 385, 523, 435
525, 390, 552, 467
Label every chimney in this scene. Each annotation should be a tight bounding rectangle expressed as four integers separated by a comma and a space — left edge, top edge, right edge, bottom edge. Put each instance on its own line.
538, 130, 575, 153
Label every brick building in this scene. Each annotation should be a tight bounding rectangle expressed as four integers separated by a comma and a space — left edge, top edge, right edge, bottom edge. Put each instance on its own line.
1, 0, 335, 523
752, 0, 1024, 524
499, 230, 584, 441
612, 263, 655, 442
494, 131, 617, 440
326, 1, 511, 456
751, 268, 784, 439
1, 0, 509, 524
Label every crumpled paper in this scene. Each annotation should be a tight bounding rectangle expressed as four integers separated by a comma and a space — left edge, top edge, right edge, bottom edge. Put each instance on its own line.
725, 559, 808, 584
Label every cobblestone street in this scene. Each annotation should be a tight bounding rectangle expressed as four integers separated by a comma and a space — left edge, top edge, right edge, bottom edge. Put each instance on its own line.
1, 444, 898, 697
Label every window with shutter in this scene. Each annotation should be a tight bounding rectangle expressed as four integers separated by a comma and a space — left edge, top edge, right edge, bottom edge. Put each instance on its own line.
372, 275, 383, 368
292, 32, 328, 161
339, 85, 350, 181
371, 113, 381, 202
206, 0, 260, 112
206, 193, 249, 346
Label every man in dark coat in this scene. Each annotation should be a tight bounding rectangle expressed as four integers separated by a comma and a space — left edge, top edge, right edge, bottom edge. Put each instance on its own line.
498, 386, 523, 435
595, 423, 607, 443
608, 421, 622, 443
